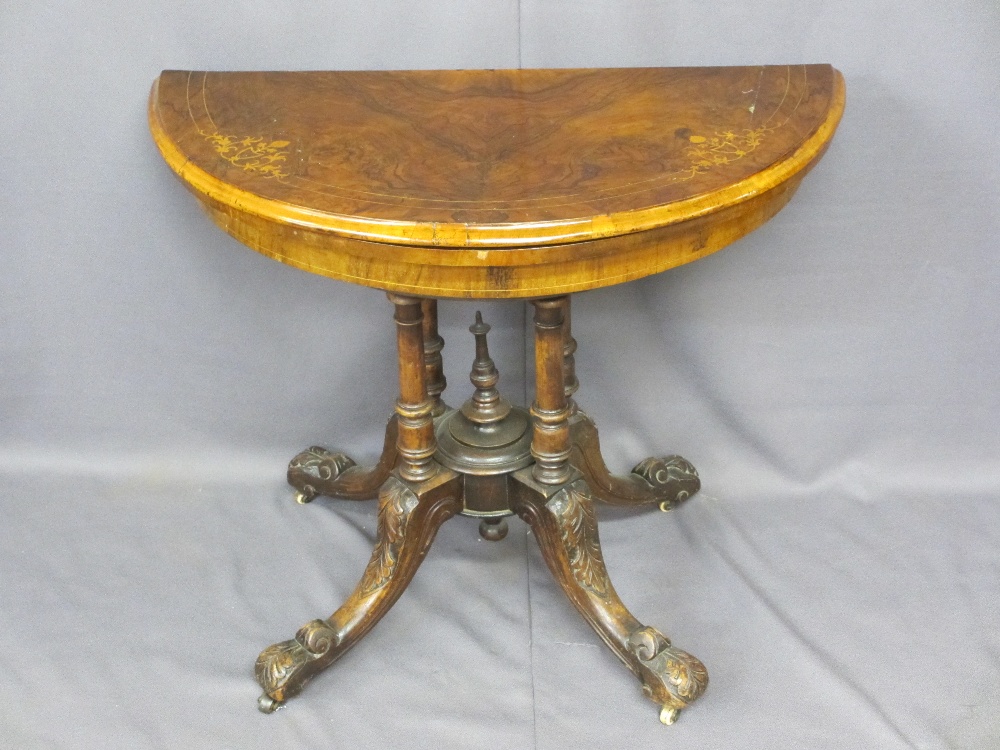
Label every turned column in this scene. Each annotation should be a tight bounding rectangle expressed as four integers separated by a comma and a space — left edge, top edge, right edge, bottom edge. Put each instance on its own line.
562, 296, 579, 415
531, 297, 572, 485
421, 299, 447, 417
388, 294, 437, 482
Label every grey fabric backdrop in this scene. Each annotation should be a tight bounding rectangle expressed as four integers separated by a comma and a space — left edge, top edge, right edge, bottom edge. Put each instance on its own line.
1, 1, 998, 748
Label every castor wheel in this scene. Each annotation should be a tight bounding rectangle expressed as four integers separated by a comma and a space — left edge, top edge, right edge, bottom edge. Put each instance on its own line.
294, 488, 316, 504
258, 694, 283, 713
659, 707, 681, 725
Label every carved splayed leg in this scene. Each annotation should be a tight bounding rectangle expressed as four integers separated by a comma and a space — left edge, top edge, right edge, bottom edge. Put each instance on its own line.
256, 471, 462, 711
568, 415, 700, 511
511, 477, 707, 723
287, 415, 400, 503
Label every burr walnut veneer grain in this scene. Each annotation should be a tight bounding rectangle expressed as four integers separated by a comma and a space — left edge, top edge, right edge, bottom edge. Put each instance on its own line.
150, 66, 844, 298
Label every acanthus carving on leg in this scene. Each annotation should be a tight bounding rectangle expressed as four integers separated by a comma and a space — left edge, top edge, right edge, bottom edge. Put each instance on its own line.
511, 477, 707, 724
256, 471, 462, 710
569, 415, 700, 511
546, 485, 610, 599
287, 415, 399, 503
358, 479, 419, 595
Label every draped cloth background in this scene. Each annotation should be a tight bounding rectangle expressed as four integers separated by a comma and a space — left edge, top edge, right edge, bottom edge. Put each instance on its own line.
1, 2, 997, 747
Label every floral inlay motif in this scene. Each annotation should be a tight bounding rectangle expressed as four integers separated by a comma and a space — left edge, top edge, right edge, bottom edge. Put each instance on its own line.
204, 133, 291, 179
683, 127, 771, 178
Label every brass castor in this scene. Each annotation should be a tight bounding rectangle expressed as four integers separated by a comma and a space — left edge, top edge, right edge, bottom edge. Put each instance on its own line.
257, 694, 283, 714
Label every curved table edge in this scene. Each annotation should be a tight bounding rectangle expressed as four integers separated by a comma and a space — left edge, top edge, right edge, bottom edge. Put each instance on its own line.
148, 68, 846, 255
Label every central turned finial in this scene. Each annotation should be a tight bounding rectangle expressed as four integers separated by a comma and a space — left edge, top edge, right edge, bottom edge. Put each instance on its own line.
462, 311, 512, 425
431, 310, 534, 523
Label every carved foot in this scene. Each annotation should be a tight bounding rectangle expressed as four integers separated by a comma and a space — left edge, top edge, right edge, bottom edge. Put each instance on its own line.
510, 476, 707, 722
257, 471, 463, 709
255, 619, 339, 704
569, 416, 700, 511
627, 625, 708, 719
287, 416, 399, 502
631, 455, 700, 511
288, 447, 356, 503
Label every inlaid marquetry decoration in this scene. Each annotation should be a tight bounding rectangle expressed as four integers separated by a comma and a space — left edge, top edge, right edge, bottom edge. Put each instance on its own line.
683, 127, 770, 176
204, 133, 291, 179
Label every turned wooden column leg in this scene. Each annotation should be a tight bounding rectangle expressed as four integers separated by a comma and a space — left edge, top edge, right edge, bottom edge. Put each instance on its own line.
510, 479, 708, 724
530, 297, 573, 486
562, 296, 579, 416
389, 294, 438, 483
256, 471, 462, 711
421, 299, 448, 417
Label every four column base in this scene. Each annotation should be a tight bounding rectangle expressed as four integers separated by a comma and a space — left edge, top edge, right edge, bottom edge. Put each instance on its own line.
257, 298, 708, 724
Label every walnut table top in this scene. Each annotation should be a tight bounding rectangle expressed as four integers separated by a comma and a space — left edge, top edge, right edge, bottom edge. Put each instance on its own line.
149, 66, 844, 298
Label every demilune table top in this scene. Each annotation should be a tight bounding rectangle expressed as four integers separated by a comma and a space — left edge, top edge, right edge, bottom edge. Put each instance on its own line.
149, 65, 844, 297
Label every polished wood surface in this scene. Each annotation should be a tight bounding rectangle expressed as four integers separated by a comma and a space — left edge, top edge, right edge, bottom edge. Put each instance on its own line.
152, 67, 845, 723
149, 66, 844, 298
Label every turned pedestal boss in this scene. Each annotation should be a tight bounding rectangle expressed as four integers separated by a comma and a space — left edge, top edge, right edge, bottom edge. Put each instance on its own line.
149, 65, 845, 724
